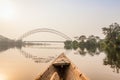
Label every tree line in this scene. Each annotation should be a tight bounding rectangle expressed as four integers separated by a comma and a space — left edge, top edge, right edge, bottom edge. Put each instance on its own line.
64, 22, 120, 50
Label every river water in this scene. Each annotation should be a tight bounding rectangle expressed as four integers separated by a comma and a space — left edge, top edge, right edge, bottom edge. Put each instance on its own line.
0, 43, 120, 80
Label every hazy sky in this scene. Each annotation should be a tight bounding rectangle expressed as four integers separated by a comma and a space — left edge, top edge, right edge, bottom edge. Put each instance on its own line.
0, 0, 120, 40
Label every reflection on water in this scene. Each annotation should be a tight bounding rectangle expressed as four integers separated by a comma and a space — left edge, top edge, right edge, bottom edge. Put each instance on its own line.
19, 48, 55, 63
103, 47, 120, 73
75, 48, 100, 56
0, 46, 13, 53
26, 45, 64, 49
74, 46, 120, 74
0, 44, 120, 80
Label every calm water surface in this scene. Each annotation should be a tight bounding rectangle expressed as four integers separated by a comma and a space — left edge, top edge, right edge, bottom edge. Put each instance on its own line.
0, 44, 120, 80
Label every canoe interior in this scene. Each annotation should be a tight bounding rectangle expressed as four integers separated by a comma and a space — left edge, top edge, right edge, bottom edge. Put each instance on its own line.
35, 53, 89, 80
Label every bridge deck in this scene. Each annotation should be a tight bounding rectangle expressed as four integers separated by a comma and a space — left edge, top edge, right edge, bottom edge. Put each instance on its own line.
24, 41, 65, 43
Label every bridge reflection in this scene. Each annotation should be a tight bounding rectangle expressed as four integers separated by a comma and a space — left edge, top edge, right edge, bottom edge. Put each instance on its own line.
18, 49, 56, 63
25, 46, 64, 49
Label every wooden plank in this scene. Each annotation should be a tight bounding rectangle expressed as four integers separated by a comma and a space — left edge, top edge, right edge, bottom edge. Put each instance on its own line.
50, 72, 60, 80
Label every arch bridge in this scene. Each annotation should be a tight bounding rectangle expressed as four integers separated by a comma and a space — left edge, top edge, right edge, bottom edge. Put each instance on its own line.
17, 28, 72, 43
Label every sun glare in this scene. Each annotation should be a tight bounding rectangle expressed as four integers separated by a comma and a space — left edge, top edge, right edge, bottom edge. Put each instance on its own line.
0, 74, 6, 80
0, 0, 15, 20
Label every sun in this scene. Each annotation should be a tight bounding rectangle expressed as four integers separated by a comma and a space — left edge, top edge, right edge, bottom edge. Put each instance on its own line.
0, 0, 15, 20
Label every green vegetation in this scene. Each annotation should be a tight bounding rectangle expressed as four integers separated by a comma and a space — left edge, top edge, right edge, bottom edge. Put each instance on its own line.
64, 22, 120, 73
102, 23, 120, 73
64, 40, 72, 49
64, 35, 100, 52
102, 23, 120, 49
64, 22, 120, 50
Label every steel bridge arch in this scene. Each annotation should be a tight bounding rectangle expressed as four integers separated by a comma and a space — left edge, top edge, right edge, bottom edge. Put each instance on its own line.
18, 28, 72, 41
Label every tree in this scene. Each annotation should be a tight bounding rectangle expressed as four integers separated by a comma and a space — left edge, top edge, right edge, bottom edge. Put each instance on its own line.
102, 23, 120, 46
85, 35, 98, 55
64, 40, 72, 49
79, 35, 86, 42
78, 35, 86, 50
72, 40, 79, 50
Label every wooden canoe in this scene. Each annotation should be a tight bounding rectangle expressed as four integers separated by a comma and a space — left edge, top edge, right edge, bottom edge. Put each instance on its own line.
35, 53, 89, 80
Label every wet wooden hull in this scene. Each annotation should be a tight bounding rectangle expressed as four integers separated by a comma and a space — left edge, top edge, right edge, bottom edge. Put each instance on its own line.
35, 53, 89, 80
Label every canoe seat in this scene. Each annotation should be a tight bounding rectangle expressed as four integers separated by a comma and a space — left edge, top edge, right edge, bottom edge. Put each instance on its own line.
53, 57, 70, 67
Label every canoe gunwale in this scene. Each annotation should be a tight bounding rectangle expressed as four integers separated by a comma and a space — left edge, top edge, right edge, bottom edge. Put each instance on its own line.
35, 53, 89, 80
